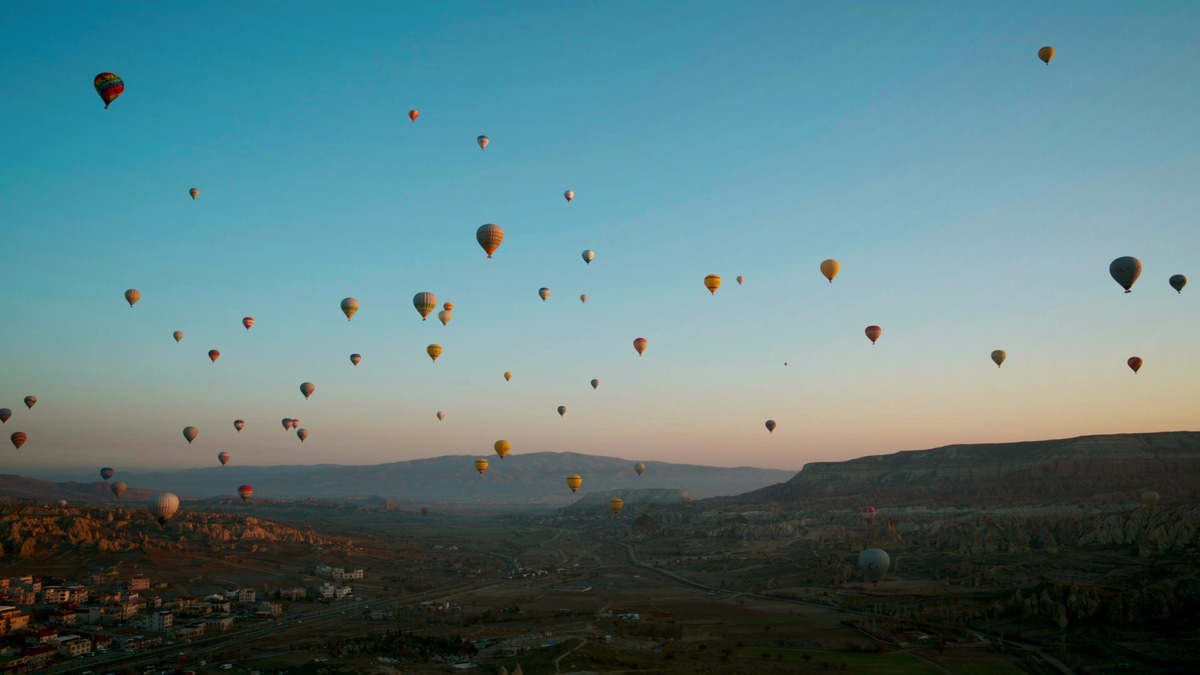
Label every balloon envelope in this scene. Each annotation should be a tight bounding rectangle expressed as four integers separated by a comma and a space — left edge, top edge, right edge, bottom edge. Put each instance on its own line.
539, 287, 551, 301
633, 337, 648, 355
591, 378, 599, 390
0, 409, 9, 423
234, 419, 245, 432
443, 302, 454, 311
736, 275, 744, 285
991, 350, 1007, 368
111, 481, 127, 499
23, 396, 36, 409
350, 353, 361, 366
476, 224, 504, 258
580, 294, 588, 303
436, 411, 445, 421
421, 506, 429, 516
858, 548, 890, 583
340, 297, 360, 320
821, 259, 840, 283
1127, 356, 1143, 374
566, 474, 583, 492
477, 135, 489, 149
125, 289, 141, 307
189, 188, 200, 200
10, 432, 26, 449
94, 72, 124, 108
504, 371, 512, 381
609, 498, 624, 515
557, 406, 567, 417
173, 331, 184, 342
242, 317, 254, 330
1038, 46, 1055, 64
438, 310, 451, 326
218, 452, 231, 466
862, 506, 876, 524
300, 382, 315, 399
427, 344, 442, 362
297, 428, 309, 442
149, 492, 180, 525
208, 349, 220, 363
281, 418, 292, 431
1142, 490, 1160, 509
494, 440, 511, 459
704, 274, 721, 294
1109, 256, 1142, 293
565, 190, 574, 202
408, 109, 419, 122
865, 325, 882, 344
100, 467, 115, 481
634, 462, 645, 476
474, 458, 489, 475
413, 292, 437, 320
183, 426, 198, 444
765, 420, 776, 433
582, 249, 595, 264
1169, 274, 1187, 294
238, 485, 253, 502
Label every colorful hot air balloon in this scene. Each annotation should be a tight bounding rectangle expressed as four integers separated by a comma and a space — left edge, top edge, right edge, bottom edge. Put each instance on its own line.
23, 396, 36, 409
765, 420, 776, 433
1109, 257, 1142, 293
234, 419, 245, 432
865, 325, 882, 345
474, 458, 489, 475
580, 294, 588, 303
125, 289, 141, 307
862, 506, 876, 525
1142, 490, 1160, 509
111, 481, 127, 499
281, 418, 293, 431
242, 317, 254, 330
408, 109, 419, 123
100, 467, 115, 481
149, 492, 180, 525
341, 297, 360, 321
208, 349, 220, 363
173, 330, 184, 342
590, 378, 599, 390
704, 274, 721, 295
183, 426, 198, 444
1128, 356, 1143, 374
427, 344, 442, 362
0, 409, 10, 424
10, 432, 26, 449
413, 292, 437, 320
564, 190, 574, 202
504, 371, 512, 382
350, 353, 361, 366
634, 462, 645, 476
443, 302, 454, 311
1169, 274, 1187, 294
633, 337, 648, 356
438, 310, 452, 326
297, 428, 309, 442
290, 419, 299, 429
566, 474, 582, 493
1038, 46, 1055, 65
189, 188, 200, 200
858, 549, 890, 584
237, 485, 253, 502
494, 440, 511, 460
557, 405, 567, 417
477, 135, 489, 150
94, 72, 124, 108
821, 259, 840, 283
991, 350, 1007, 368
436, 411, 445, 421
476, 224, 504, 258
538, 287, 551, 302
609, 498, 624, 515
736, 275, 744, 285
218, 452, 231, 466
300, 382, 315, 399
582, 249, 595, 264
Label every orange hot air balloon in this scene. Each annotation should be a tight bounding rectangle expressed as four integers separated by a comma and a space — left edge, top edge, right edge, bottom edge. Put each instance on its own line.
350, 353, 362, 366
504, 371, 512, 381
474, 458, 489, 475
297, 428, 309, 442
189, 187, 200, 200
183, 426, 198, 444
427, 344, 442, 362
865, 325, 882, 345
173, 330, 184, 342
633, 337, 648, 356
820, 259, 840, 283
704, 274, 721, 294
208, 349, 220, 363
237, 485, 253, 502
443, 302, 454, 311
765, 420, 776, 433
1038, 46, 1055, 65
242, 317, 254, 330
340, 297, 360, 321
608, 498, 624, 515
11, 432, 27, 449
300, 382, 315, 399
124, 289, 141, 307
408, 109, 419, 122
494, 440, 511, 459
1127, 356, 1143, 374
566, 474, 582, 493
477, 135, 489, 150
233, 419, 245, 432
476, 224, 504, 258
218, 451, 231, 466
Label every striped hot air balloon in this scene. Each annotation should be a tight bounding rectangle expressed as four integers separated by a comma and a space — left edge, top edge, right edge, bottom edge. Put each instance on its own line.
566, 474, 582, 493
94, 72, 124, 108
341, 297, 360, 320
242, 317, 254, 330
237, 485, 253, 502
476, 224, 504, 258
413, 292, 437, 320
10, 432, 27, 449
218, 452, 231, 466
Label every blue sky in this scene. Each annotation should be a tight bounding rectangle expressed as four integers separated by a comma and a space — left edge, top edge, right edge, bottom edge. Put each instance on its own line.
1, 1, 1198, 472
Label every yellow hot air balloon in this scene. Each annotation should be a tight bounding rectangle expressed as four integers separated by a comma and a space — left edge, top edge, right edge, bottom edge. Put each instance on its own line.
704, 274, 721, 294
340, 297, 360, 321
608, 497, 624, 515
413, 292, 437, 320
443, 302, 455, 311
820, 259, 840, 283
1142, 490, 1160, 509
634, 462, 645, 476
474, 458, 489, 475
1038, 46, 1055, 65
991, 350, 1007, 368
124, 289, 141, 307
566, 474, 582, 493
427, 344, 442, 362
504, 371, 512, 381
494, 440, 511, 459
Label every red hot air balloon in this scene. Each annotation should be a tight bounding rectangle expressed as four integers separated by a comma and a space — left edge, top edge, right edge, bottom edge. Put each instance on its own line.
237, 485, 253, 502
233, 419, 245, 432
1128, 356, 1143, 374
409, 109, 419, 123
218, 452, 231, 466
94, 72, 124, 108
865, 325, 882, 345
11, 432, 27, 449
633, 337, 648, 356
242, 317, 254, 330
862, 506, 876, 525
208, 349, 220, 363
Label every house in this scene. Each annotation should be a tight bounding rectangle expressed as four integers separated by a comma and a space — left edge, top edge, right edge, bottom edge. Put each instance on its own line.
144, 610, 173, 632
257, 602, 282, 616
128, 576, 150, 591
50, 634, 92, 658
0, 607, 31, 635
203, 614, 233, 632
47, 609, 77, 625
279, 588, 306, 601
317, 584, 353, 600
119, 635, 161, 652
22, 627, 58, 646
20, 645, 56, 665
174, 624, 204, 640
0, 652, 29, 671
237, 588, 256, 603
41, 587, 70, 604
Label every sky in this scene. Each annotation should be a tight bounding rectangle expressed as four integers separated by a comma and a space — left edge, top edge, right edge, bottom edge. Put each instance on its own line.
1, 1, 1198, 472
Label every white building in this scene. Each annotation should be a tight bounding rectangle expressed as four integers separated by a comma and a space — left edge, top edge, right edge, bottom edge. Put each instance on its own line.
237, 588, 256, 603
144, 610, 173, 632
50, 635, 92, 658
317, 584, 353, 600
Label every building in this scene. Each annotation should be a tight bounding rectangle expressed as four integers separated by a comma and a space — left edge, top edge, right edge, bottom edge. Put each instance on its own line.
237, 588, 256, 603
333, 568, 364, 581
41, 587, 70, 604
129, 575, 150, 591
318, 584, 353, 600
22, 627, 58, 647
144, 610, 173, 632
48, 609, 77, 625
119, 635, 162, 652
279, 588, 306, 601
0, 607, 31, 636
174, 624, 204, 640
257, 602, 282, 616
50, 634, 92, 658
21, 645, 56, 665
203, 614, 233, 632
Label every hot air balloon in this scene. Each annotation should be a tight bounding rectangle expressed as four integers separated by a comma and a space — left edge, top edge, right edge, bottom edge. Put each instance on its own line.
1038, 46, 1055, 65
1169, 274, 1187, 294
208, 350, 220, 363
564, 190, 574, 202
341, 297, 360, 321
504, 371, 512, 382
408, 109, 419, 123
443, 302, 454, 311
0, 409, 9, 423
538, 287, 551, 302
858, 548, 890, 584
1142, 490, 1160, 509
1109, 257, 1142, 293
149, 492, 180, 525
865, 325, 882, 345
421, 506, 430, 516
566, 475, 582, 493
242, 317, 254, 330
297, 428, 309, 442
183, 426, 198, 444
100, 467, 114, 481
494, 440, 511, 460
436, 411, 445, 421
218, 452, 230, 466
427, 344, 442, 362
557, 406, 567, 417
173, 331, 184, 342
633, 337, 648, 356
862, 506, 876, 525
438, 310, 451, 326
23, 396, 36, 409
580, 294, 588, 303
281, 418, 293, 431
125, 289, 141, 307
237, 485, 253, 502
765, 420, 776, 433
290, 419, 299, 429
94, 72, 124, 108
704, 274, 721, 295
634, 462, 645, 476
736, 276, 744, 285
300, 382, 315, 399
590, 378, 599, 390
1128, 356, 1143, 374
477, 135, 489, 150
111, 481, 126, 499
474, 458, 489, 475
233, 418, 246, 431
820, 259, 840, 283
582, 249, 595, 264
59, 499, 68, 508
189, 188, 200, 200
476, 224, 504, 258
413, 292, 437, 320
10, 432, 26, 449
991, 350, 1007, 368
609, 498, 624, 515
